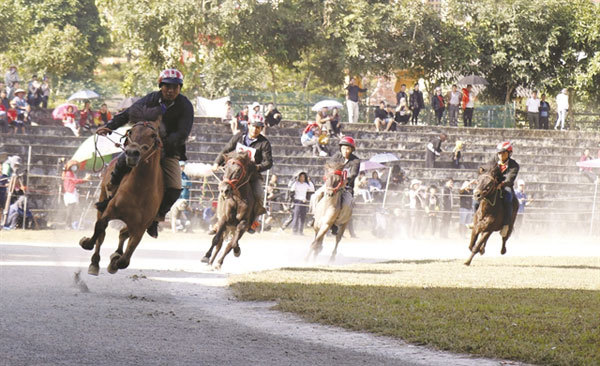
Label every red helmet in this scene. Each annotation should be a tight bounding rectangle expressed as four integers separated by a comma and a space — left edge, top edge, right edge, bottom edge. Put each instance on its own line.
496, 141, 513, 154
158, 68, 184, 87
339, 136, 356, 149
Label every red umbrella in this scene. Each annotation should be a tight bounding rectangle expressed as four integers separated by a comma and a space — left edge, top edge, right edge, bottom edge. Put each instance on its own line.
52, 103, 78, 120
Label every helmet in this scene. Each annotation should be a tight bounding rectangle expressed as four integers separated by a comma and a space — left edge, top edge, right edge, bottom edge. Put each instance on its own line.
496, 141, 513, 154
339, 136, 356, 149
158, 69, 183, 87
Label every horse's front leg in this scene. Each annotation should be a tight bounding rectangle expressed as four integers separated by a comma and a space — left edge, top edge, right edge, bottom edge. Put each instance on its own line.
107, 228, 129, 274
464, 231, 492, 266
329, 222, 348, 263
110, 228, 145, 273
468, 228, 479, 251
215, 220, 248, 270
203, 218, 227, 263
307, 221, 331, 262
88, 228, 107, 276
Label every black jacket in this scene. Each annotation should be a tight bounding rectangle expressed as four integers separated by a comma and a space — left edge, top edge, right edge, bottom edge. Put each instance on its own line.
330, 152, 360, 192
431, 94, 445, 111
264, 108, 282, 127
107, 91, 194, 160
215, 132, 273, 173
374, 107, 388, 120
488, 157, 520, 188
396, 91, 408, 105
410, 90, 424, 109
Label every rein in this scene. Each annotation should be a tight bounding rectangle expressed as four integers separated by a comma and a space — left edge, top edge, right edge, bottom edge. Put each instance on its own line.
223, 158, 251, 195
480, 173, 500, 207
324, 169, 347, 194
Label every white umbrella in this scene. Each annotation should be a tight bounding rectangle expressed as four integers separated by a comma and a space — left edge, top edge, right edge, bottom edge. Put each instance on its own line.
576, 159, 600, 169
311, 100, 343, 112
370, 153, 399, 163
360, 161, 385, 172
68, 89, 100, 101
457, 75, 489, 86
70, 126, 130, 170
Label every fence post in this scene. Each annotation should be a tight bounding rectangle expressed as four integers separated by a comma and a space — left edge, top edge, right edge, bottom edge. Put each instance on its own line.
382, 166, 392, 209
22, 145, 32, 230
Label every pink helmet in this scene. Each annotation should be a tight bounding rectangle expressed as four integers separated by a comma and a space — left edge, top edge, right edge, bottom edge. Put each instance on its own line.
339, 136, 356, 149
496, 141, 513, 154
158, 69, 183, 87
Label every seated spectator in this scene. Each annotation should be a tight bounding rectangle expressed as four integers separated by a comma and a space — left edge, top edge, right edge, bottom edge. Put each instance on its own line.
326, 107, 342, 137
395, 98, 410, 125
374, 101, 394, 132
7, 100, 22, 134
63, 105, 79, 136
315, 107, 330, 130
301, 122, 329, 157
3, 195, 35, 230
355, 171, 372, 203
0, 100, 7, 134
170, 199, 192, 233
263, 102, 282, 135
79, 100, 93, 133
367, 171, 384, 200
93, 103, 112, 127
233, 105, 249, 135
12, 88, 29, 133
453, 140, 464, 169
249, 102, 264, 125
579, 149, 598, 183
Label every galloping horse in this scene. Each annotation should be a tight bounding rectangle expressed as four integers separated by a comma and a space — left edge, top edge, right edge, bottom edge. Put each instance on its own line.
464, 164, 519, 266
79, 108, 164, 275
307, 161, 353, 262
201, 151, 257, 270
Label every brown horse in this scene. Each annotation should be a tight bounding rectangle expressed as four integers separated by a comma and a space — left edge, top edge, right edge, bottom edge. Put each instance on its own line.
201, 151, 257, 270
464, 164, 519, 266
307, 161, 353, 262
79, 115, 164, 275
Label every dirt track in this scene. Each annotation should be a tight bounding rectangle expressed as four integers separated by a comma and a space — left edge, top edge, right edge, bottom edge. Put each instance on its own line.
2, 229, 592, 366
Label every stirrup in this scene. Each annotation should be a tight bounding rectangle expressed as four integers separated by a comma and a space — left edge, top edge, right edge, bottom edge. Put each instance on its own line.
247, 221, 260, 234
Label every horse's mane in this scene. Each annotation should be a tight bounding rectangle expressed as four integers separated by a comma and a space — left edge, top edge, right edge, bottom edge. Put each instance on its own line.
325, 160, 345, 172
224, 151, 257, 175
479, 162, 503, 182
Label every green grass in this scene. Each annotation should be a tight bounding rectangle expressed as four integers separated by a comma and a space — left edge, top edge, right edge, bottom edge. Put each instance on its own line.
230, 257, 600, 365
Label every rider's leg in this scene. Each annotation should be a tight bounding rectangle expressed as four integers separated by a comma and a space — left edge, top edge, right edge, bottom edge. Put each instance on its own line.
108, 152, 131, 193
147, 157, 182, 238
501, 187, 513, 236
247, 174, 265, 234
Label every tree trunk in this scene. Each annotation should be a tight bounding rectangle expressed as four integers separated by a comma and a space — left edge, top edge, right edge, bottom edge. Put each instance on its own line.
504, 85, 514, 105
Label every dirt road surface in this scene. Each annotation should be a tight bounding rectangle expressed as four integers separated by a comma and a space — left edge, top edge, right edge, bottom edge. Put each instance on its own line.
3, 229, 591, 366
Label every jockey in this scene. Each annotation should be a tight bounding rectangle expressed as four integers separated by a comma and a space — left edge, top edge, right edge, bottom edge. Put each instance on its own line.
96, 68, 194, 238
212, 118, 273, 233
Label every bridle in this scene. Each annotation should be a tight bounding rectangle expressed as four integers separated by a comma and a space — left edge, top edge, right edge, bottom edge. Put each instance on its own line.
124, 121, 163, 163
223, 157, 251, 195
324, 169, 347, 194
478, 173, 500, 206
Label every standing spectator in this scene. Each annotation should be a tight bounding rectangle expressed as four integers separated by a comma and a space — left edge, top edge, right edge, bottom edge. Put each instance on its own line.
79, 100, 93, 132
394, 98, 410, 125
409, 83, 424, 125
63, 105, 79, 136
234, 105, 249, 134
27, 75, 41, 107
462, 84, 476, 127
424, 185, 440, 236
315, 106, 331, 130
579, 149, 598, 183
263, 102, 282, 135
539, 93, 551, 130
179, 161, 191, 200
202, 201, 218, 232
407, 179, 423, 238
446, 84, 461, 126
452, 140, 464, 169
526, 91, 540, 129
373, 101, 394, 132
301, 122, 329, 157
514, 179, 532, 237
458, 179, 476, 236
40, 76, 50, 108
326, 107, 342, 137
395, 84, 407, 106
431, 87, 446, 125
345, 77, 367, 123
62, 160, 90, 229
93, 103, 112, 127
354, 171, 372, 203
222, 100, 234, 131
425, 133, 447, 168
4, 65, 20, 89
440, 178, 454, 238
554, 88, 569, 130
290, 171, 314, 235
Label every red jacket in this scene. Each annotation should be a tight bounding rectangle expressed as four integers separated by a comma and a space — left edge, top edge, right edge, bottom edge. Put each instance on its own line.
461, 88, 470, 110
62, 170, 86, 193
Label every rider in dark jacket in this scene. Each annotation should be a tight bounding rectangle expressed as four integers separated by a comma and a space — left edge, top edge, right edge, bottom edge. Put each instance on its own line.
96, 68, 194, 238
330, 136, 360, 195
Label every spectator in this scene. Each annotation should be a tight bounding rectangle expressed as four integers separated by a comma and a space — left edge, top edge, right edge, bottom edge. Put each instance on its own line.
63, 105, 79, 136
264, 174, 282, 229
315, 106, 331, 130
425, 133, 447, 168
462, 84, 476, 127
79, 100, 93, 132
62, 160, 90, 229
4, 65, 20, 89
514, 179, 532, 237
579, 149, 597, 183
3, 196, 35, 230
354, 171, 372, 203
446, 84, 461, 126
301, 122, 329, 157
40, 76, 51, 109
0, 155, 21, 221
326, 107, 342, 137
234, 105, 249, 134
526, 91, 540, 129
409, 83, 424, 125
249, 102, 264, 126
458, 179, 476, 236
263, 102, 282, 135
27, 75, 41, 107
0, 89, 8, 111
554, 88, 569, 130
395, 83, 407, 106
12, 88, 30, 124
452, 140, 464, 169
170, 199, 192, 233
7, 81, 21, 100
406, 179, 423, 238
290, 171, 314, 235
440, 178, 454, 238
222, 100, 234, 127
345, 77, 367, 123
424, 185, 440, 236
367, 171, 384, 200
539, 93, 551, 130
179, 161, 191, 200
7, 100, 24, 134
93, 103, 112, 127
374, 101, 394, 132
202, 201, 218, 232
0, 90, 8, 133
431, 87, 446, 125
394, 98, 410, 125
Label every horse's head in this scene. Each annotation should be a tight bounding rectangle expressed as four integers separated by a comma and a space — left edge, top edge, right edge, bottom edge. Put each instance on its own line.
473, 165, 501, 201
124, 106, 163, 167
323, 161, 346, 197
219, 151, 253, 198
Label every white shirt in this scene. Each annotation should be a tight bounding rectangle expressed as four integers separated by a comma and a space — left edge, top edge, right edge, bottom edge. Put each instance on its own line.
291, 181, 314, 202
449, 91, 461, 105
466, 91, 477, 108
526, 97, 540, 113
556, 92, 569, 111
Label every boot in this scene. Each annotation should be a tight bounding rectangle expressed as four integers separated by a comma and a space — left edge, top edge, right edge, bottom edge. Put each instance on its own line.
96, 153, 130, 213
146, 188, 182, 238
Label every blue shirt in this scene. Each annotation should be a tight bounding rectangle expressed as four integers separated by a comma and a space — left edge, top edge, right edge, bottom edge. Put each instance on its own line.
180, 171, 191, 199
515, 190, 527, 213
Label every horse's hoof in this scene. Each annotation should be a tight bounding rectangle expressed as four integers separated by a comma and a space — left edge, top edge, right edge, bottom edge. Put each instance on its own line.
213, 263, 222, 271
88, 264, 100, 276
233, 247, 241, 257
501, 248, 507, 255
201, 256, 209, 264
79, 237, 94, 251
107, 253, 120, 274
479, 247, 485, 255
464, 261, 471, 266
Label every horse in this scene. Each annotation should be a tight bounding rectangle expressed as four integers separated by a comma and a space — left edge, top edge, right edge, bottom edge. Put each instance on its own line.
201, 151, 257, 270
79, 111, 164, 275
306, 161, 353, 262
464, 164, 519, 266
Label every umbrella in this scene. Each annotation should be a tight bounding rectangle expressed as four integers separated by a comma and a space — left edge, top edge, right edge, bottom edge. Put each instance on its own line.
311, 99, 344, 112
68, 89, 100, 101
457, 74, 489, 86
369, 153, 399, 163
52, 103, 78, 120
577, 159, 600, 169
70, 126, 130, 170
360, 161, 385, 172
118, 97, 141, 110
